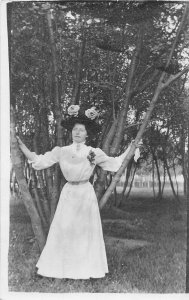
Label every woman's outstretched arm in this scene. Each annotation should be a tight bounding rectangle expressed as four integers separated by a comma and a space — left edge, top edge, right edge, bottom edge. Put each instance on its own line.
16, 136, 60, 170
94, 141, 142, 173
16, 136, 36, 161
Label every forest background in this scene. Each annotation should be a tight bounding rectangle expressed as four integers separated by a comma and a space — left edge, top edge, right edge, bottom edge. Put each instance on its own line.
2, 0, 189, 294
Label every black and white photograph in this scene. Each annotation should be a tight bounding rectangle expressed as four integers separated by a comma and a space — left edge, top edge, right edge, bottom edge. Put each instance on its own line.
1, 0, 189, 297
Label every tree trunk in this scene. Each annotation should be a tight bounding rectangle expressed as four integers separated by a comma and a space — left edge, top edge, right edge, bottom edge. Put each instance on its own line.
164, 158, 180, 203
180, 124, 187, 195
120, 158, 133, 205
97, 111, 113, 148
152, 157, 156, 200
46, 10, 63, 147
186, 117, 189, 293
36, 170, 51, 223
30, 168, 49, 234
39, 18, 54, 204
113, 187, 118, 207
161, 159, 166, 197
152, 149, 162, 200
103, 119, 118, 154
71, 39, 86, 105
47, 10, 66, 221
172, 157, 179, 197
10, 167, 17, 196
125, 164, 137, 200
39, 100, 54, 204
32, 123, 51, 224
94, 170, 107, 201
155, 157, 162, 200
44, 168, 54, 202
110, 26, 144, 155
94, 120, 118, 199
10, 106, 46, 251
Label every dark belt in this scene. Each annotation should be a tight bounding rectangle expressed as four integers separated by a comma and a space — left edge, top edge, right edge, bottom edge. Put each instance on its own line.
67, 180, 89, 185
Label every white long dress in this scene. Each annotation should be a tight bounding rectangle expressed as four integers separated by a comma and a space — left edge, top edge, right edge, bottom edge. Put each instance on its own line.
29, 142, 130, 279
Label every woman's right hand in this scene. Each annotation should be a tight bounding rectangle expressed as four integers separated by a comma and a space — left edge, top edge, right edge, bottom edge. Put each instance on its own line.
16, 135, 24, 147
15, 135, 35, 161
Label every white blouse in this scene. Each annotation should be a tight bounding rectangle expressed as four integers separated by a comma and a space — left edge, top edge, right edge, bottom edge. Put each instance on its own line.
28, 143, 138, 182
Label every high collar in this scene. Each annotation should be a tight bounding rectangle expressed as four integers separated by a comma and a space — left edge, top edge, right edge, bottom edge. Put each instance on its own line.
72, 142, 86, 149
72, 141, 86, 146
71, 141, 87, 152
70, 141, 89, 157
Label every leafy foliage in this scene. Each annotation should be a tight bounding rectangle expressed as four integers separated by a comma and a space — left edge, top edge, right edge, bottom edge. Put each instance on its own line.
9, 0, 189, 229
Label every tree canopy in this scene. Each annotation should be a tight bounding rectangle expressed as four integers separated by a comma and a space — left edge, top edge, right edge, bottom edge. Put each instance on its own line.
9, 1, 189, 249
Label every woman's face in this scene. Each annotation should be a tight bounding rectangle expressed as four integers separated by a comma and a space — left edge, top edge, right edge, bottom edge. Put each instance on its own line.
72, 123, 88, 143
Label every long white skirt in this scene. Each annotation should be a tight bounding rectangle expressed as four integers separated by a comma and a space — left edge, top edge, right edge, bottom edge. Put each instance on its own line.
36, 182, 109, 279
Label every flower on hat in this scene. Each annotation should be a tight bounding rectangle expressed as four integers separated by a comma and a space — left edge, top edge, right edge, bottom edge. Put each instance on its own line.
62, 104, 101, 134
68, 105, 80, 116
85, 107, 99, 120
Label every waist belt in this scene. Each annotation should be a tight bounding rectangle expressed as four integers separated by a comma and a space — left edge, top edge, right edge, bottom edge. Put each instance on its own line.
67, 180, 89, 185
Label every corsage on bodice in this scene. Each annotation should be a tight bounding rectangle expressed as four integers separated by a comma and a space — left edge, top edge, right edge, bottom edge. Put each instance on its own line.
59, 143, 95, 182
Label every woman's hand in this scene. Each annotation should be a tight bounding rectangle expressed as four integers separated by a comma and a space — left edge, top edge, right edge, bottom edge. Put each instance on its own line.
137, 140, 143, 148
131, 140, 143, 162
131, 139, 143, 148
16, 135, 24, 147
15, 136, 36, 162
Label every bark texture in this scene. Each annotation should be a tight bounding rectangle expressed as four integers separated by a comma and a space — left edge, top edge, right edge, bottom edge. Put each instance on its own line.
10, 106, 46, 251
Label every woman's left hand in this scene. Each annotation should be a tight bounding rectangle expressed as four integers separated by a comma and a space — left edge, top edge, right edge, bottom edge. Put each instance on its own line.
133, 140, 143, 162
137, 140, 143, 148
131, 139, 143, 148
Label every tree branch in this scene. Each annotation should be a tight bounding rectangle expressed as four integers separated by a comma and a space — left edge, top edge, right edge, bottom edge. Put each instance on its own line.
110, 25, 144, 155
131, 70, 159, 97
133, 65, 154, 91
165, 3, 189, 69
125, 122, 143, 129
162, 67, 189, 89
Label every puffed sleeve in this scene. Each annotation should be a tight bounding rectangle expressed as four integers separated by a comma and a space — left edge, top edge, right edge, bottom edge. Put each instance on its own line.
28, 146, 61, 170
94, 146, 131, 172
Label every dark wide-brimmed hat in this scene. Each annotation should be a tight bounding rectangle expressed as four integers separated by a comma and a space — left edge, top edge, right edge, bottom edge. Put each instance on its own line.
61, 105, 101, 135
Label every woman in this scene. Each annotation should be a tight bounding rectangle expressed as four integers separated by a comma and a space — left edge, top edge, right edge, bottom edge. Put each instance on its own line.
17, 105, 140, 280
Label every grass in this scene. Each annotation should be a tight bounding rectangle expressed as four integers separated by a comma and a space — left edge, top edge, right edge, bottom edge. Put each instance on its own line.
8, 188, 187, 293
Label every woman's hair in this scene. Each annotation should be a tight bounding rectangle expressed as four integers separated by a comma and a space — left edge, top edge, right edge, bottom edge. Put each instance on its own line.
61, 115, 100, 136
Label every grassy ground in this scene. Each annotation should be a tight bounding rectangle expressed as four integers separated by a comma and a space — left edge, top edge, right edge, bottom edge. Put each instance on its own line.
8, 188, 187, 293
